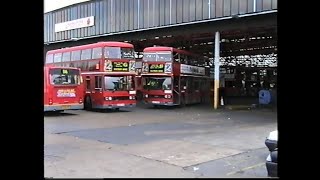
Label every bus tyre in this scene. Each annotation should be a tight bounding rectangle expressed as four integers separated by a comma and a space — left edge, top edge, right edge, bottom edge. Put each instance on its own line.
84, 96, 92, 110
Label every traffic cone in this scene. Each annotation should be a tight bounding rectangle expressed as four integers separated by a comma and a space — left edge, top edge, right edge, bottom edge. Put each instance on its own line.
220, 96, 224, 106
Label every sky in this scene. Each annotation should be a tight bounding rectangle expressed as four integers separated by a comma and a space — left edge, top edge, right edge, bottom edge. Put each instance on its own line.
44, 0, 90, 13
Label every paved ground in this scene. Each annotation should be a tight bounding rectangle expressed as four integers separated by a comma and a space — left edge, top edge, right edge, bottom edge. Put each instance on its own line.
44, 103, 277, 178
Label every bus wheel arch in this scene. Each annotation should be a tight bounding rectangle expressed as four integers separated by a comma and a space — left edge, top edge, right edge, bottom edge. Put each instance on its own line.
84, 95, 92, 110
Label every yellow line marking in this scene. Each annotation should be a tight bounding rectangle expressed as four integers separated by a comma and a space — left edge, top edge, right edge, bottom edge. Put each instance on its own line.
226, 162, 265, 176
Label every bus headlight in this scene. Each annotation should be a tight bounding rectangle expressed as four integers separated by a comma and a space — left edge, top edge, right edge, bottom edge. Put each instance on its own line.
145, 94, 148, 98
129, 96, 135, 100
105, 97, 112, 100
165, 95, 171, 98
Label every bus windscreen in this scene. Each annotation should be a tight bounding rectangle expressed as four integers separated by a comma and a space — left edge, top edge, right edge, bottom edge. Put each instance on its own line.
105, 47, 135, 59
143, 77, 172, 90
104, 75, 134, 91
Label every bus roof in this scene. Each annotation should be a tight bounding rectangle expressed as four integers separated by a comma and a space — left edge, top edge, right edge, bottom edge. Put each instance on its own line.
143, 46, 196, 56
47, 41, 134, 55
44, 66, 80, 71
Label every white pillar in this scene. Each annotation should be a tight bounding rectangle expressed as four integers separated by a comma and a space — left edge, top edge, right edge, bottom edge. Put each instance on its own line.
213, 31, 220, 109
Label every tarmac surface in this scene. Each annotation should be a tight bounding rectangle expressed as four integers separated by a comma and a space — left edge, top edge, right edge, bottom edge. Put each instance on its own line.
44, 103, 277, 178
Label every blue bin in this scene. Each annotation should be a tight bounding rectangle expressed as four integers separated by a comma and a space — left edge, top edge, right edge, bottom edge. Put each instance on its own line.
259, 90, 271, 105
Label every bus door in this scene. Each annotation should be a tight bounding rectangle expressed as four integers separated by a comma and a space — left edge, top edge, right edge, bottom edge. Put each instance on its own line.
173, 76, 180, 105
193, 77, 201, 104
84, 75, 92, 108
178, 77, 187, 105
85, 76, 91, 94
92, 76, 103, 105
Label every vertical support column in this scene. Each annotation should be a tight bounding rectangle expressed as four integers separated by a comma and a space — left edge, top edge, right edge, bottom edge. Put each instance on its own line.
153, 0, 155, 27
148, 0, 150, 27
169, 0, 172, 24
208, 0, 211, 19
138, 0, 140, 28
213, 31, 220, 109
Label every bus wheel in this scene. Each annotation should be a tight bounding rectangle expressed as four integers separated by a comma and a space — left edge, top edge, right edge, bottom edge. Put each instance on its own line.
84, 96, 92, 110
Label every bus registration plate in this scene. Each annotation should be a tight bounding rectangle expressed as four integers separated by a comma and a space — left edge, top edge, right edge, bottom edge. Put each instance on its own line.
152, 101, 160, 104
62, 105, 70, 109
117, 103, 125, 107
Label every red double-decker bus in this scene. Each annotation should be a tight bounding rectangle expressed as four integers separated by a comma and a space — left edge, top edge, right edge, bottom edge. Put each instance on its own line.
45, 42, 136, 111
44, 66, 84, 112
141, 46, 210, 107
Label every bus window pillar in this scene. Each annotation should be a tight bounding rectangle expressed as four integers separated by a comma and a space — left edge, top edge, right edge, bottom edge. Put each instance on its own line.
213, 31, 220, 109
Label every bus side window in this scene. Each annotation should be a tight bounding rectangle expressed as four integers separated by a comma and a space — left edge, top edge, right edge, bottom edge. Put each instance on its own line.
54, 53, 62, 63
81, 49, 92, 60
92, 47, 102, 59
188, 77, 194, 92
94, 76, 102, 91
194, 79, 200, 91
81, 61, 89, 71
74, 62, 81, 69
62, 52, 71, 67
62, 52, 71, 62
81, 49, 92, 71
71, 50, 81, 61
88, 60, 99, 71
46, 54, 53, 64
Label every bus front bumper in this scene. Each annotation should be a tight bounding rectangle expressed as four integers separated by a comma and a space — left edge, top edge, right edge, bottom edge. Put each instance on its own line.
44, 104, 83, 112
144, 100, 177, 106
93, 103, 136, 109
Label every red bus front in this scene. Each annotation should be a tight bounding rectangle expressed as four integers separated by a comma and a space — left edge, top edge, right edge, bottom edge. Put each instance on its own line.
142, 74, 175, 106
44, 67, 84, 112
84, 72, 136, 110
141, 49, 175, 106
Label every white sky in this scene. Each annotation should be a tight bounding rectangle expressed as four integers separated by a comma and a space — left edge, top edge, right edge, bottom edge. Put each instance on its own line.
44, 0, 90, 13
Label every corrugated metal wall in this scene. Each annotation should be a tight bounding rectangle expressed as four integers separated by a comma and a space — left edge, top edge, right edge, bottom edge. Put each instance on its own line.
44, 0, 277, 43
